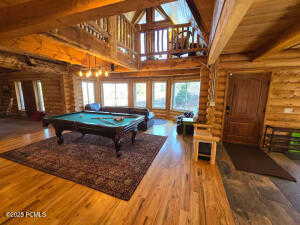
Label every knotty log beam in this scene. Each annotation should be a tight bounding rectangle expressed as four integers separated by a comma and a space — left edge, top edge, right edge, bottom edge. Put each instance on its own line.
0, 0, 175, 39
0, 0, 123, 39
0, 34, 111, 68
208, 0, 254, 65
141, 56, 206, 71
111, 68, 201, 77
0, 51, 70, 74
48, 25, 136, 69
254, 24, 300, 61
185, 0, 209, 37
219, 52, 300, 70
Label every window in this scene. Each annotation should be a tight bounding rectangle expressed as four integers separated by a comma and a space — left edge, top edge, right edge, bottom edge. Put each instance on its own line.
172, 81, 200, 113
14, 81, 25, 111
82, 81, 95, 106
103, 82, 128, 106
138, 12, 146, 24
33, 80, 45, 111
134, 82, 147, 107
152, 82, 167, 109
154, 9, 165, 22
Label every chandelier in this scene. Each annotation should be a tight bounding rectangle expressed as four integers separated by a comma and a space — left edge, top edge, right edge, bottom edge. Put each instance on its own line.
78, 55, 109, 78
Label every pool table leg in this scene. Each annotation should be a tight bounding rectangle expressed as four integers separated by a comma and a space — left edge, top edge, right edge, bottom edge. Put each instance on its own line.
55, 129, 64, 145
131, 130, 137, 144
113, 137, 121, 158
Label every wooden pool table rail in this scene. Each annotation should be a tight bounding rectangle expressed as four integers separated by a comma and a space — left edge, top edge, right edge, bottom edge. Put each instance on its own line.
43, 111, 145, 157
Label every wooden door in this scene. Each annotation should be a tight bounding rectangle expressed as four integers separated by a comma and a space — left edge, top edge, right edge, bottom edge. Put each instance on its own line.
223, 74, 269, 145
22, 81, 37, 117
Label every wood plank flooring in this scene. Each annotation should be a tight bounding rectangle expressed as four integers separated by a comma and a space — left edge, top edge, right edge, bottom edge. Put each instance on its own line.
0, 121, 235, 225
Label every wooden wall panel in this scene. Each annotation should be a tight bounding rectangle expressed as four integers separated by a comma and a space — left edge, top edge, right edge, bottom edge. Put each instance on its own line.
214, 63, 300, 141
211, 71, 228, 138
0, 72, 73, 115
0, 78, 15, 113
264, 70, 300, 128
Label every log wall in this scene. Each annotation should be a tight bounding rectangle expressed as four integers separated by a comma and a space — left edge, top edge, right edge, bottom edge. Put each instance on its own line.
213, 53, 300, 139
211, 70, 228, 138
264, 70, 300, 128
0, 72, 74, 115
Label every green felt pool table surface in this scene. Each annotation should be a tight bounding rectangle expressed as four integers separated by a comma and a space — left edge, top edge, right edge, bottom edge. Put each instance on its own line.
50, 112, 143, 128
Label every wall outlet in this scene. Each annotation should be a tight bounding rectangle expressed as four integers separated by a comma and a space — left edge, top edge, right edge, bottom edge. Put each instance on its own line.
283, 108, 294, 113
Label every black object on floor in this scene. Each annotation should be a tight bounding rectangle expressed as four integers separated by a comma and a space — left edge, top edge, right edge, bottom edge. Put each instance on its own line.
198, 142, 211, 161
224, 143, 297, 182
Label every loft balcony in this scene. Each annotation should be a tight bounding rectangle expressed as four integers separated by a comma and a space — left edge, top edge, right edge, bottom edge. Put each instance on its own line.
45, 3, 207, 71
138, 22, 207, 61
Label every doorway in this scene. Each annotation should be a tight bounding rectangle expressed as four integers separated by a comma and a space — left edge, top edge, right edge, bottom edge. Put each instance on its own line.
223, 73, 270, 146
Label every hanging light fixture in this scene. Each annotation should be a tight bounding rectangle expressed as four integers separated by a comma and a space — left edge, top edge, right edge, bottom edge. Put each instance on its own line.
77, 54, 110, 78
86, 70, 92, 77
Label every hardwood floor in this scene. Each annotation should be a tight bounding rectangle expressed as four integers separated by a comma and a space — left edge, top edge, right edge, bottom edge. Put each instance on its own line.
0, 121, 235, 225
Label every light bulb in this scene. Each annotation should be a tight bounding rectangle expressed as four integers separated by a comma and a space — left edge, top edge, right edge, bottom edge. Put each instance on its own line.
95, 71, 99, 77
86, 70, 92, 77
98, 69, 103, 76
78, 71, 83, 77
104, 71, 109, 77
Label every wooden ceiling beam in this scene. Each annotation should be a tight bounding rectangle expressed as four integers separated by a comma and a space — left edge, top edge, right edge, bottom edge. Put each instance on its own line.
185, 0, 208, 35
188, 0, 215, 34
156, 6, 173, 23
0, 0, 123, 39
254, 23, 300, 61
132, 10, 145, 24
0, 34, 109, 68
140, 56, 206, 71
0, 50, 70, 74
111, 68, 201, 77
207, 0, 254, 65
48, 26, 137, 70
0, 0, 176, 39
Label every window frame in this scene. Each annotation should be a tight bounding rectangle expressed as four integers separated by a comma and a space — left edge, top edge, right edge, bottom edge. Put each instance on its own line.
133, 82, 147, 108
81, 80, 96, 107
171, 80, 201, 112
152, 81, 167, 109
102, 81, 129, 107
33, 80, 45, 112
14, 80, 25, 111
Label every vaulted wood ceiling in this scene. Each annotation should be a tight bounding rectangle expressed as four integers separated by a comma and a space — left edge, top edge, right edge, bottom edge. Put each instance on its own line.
223, 0, 300, 55
1, 0, 299, 69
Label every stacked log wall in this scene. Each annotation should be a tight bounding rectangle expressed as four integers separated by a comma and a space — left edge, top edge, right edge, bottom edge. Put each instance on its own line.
0, 72, 73, 115
264, 70, 300, 128
211, 71, 228, 138
212, 53, 300, 140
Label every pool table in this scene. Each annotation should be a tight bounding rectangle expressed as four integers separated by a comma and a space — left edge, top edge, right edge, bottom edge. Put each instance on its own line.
43, 111, 145, 157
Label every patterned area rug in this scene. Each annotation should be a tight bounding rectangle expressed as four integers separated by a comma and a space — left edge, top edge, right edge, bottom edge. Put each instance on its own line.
0, 132, 167, 200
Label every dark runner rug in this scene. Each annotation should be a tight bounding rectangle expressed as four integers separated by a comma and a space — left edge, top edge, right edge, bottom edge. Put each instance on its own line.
0, 132, 167, 200
224, 143, 296, 182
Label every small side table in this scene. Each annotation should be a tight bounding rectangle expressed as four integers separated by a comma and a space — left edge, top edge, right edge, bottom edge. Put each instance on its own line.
193, 124, 220, 165
182, 118, 196, 136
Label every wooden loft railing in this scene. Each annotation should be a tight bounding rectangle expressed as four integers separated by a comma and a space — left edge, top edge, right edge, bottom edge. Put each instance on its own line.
77, 18, 110, 43
74, 16, 138, 69
139, 23, 207, 60
49, 16, 206, 69
116, 14, 138, 62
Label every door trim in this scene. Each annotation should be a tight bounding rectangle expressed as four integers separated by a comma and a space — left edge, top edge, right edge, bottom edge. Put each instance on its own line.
222, 72, 271, 146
